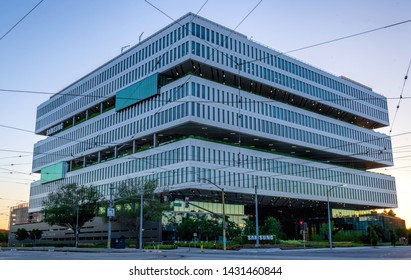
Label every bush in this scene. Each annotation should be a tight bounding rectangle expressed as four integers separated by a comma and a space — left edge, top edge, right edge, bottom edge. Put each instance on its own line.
145, 244, 177, 250
310, 233, 324, 242
333, 231, 363, 243
278, 240, 303, 248
175, 241, 240, 250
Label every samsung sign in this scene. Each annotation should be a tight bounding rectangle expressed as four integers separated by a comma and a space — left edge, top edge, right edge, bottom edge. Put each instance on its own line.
46, 123, 63, 135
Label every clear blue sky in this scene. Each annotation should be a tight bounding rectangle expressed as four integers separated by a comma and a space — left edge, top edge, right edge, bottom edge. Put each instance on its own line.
1, 0, 410, 229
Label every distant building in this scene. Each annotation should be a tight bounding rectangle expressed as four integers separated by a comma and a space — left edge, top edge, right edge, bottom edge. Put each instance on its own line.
9, 203, 29, 227
8, 217, 161, 246
28, 13, 397, 241
333, 212, 406, 241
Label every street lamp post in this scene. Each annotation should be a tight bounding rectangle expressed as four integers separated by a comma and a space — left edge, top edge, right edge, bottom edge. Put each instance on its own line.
326, 184, 347, 250
202, 178, 226, 251
255, 185, 260, 247
72, 190, 81, 248
326, 190, 332, 250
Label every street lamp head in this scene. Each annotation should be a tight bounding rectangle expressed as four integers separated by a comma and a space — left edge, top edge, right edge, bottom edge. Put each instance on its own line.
200, 177, 223, 191
121, 45, 130, 53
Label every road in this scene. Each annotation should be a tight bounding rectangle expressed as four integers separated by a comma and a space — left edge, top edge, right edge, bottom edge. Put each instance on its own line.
0, 246, 410, 260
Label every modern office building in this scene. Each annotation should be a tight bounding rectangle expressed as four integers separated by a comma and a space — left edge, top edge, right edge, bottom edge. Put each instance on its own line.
29, 13, 396, 239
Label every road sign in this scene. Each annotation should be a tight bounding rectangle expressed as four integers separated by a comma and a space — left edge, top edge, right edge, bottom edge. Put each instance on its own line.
107, 207, 115, 217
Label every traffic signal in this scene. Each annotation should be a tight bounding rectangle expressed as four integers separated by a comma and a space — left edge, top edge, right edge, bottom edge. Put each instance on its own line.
160, 194, 165, 203
299, 220, 304, 231
168, 194, 175, 201
185, 197, 190, 208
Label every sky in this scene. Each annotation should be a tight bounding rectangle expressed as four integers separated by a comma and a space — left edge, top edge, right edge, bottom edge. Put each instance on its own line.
0, 0, 410, 230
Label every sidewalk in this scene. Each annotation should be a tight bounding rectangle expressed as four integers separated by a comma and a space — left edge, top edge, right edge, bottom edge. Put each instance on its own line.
0, 246, 146, 253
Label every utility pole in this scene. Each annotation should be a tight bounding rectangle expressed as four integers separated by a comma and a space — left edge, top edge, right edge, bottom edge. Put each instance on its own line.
73, 190, 80, 248
201, 178, 226, 251
327, 188, 333, 250
255, 185, 260, 247
327, 184, 347, 250
75, 205, 79, 248
222, 187, 227, 252
107, 184, 114, 250
139, 186, 144, 250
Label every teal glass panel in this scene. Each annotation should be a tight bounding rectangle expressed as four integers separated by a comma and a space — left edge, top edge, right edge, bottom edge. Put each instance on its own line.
40, 162, 67, 183
115, 73, 159, 111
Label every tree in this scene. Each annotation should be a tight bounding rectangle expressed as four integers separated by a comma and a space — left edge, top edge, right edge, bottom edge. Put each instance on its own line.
225, 219, 242, 240
319, 221, 334, 241
196, 216, 219, 242
177, 216, 201, 241
14, 228, 29, 242
175, 213, 218, 242
262, 217, 282, 238
387, 209, 396, 217
0, 230, 8, 243
390, 230, 396, 246
242, 219, 256, 236
105, 179, 172, 246
370, 227, 378, 246
43, 183, 102, 246
369, 224, 384, 241
29, 229, 43, 246
176, 214, 240, 243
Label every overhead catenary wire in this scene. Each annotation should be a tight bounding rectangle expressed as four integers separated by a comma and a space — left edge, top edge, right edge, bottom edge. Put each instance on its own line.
147, 0, 260, 165
0, 12, 409, 110
0, 1, 265, 169
0, 6, 408, 109
1, 2, 410, 192
2, 87, 411, 103
0, 88, 54, 95
2, 119, 411, 175
10, 128, 411, 183
0, 6, 408, 230
247, 19, 411, 64
389, 58, 411, 135
0, 197, 27, 202
147, 0, 263, 117
0, 154, 30, 160
1, 59, 410, 175
0, 0, 45, 42
1, 133, 404, 207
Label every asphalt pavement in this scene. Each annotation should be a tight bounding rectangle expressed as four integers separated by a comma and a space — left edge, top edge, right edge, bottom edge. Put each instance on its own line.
1, 245, 410, 260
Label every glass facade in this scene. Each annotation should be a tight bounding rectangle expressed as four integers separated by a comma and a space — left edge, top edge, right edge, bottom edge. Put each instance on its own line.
171, 200, 247, 227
